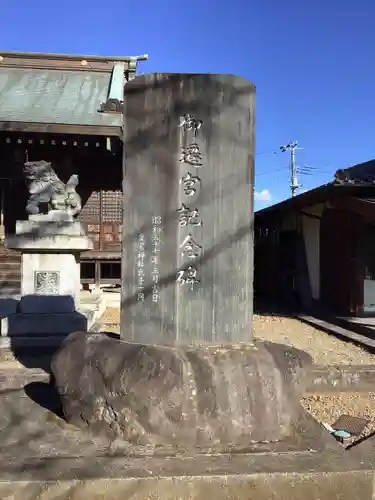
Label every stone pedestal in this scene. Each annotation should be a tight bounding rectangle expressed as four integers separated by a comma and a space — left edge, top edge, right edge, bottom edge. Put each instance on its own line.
5, 211, 93, 336
52, 332, 313, 449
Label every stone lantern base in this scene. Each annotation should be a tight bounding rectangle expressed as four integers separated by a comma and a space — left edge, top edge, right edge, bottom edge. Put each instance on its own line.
4, 211, 93, 337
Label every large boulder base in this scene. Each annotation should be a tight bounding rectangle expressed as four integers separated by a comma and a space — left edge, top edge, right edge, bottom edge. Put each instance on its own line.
51, 332, 312, 452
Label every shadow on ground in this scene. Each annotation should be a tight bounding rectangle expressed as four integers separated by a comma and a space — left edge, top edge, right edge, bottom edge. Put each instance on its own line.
254, 296, 302, 318
24, 381, 63, 418
11, 346, 58, 372
13, 332, 121, 422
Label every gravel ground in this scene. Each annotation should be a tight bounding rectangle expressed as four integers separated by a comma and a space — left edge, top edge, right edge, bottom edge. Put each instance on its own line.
301, 392, 375, 444
101, 308, 375, 365
253, 314, 375, 365
102, 307, 120, 324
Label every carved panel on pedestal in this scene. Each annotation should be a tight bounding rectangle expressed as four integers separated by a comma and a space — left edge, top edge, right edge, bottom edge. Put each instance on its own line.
34, 271, 60, 295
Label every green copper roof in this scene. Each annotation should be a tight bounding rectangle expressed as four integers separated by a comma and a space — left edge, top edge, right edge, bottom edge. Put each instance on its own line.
0, 67, 122, 129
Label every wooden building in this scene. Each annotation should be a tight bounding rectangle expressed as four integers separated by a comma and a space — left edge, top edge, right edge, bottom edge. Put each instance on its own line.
0, 51, 148, 295
255, 160, 375, 316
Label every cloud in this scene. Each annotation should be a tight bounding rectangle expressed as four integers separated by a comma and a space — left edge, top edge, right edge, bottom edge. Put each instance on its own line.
254, 189, 272, 202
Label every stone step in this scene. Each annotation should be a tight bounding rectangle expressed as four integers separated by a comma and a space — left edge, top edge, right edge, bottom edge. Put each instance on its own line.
0, 365, 50, 390
0, 453, 372, 499
0, 249, 20, 257
0, 280, 20, 286
0, 260, 21, 268
0, 249, 22, 292
0, 287, 21, 298
0, 256, 21, 264
0, 273, 21, 281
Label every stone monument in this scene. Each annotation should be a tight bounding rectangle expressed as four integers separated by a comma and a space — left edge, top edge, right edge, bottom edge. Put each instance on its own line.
4, 160, 92, 336
51, 74, 313, 452
121, 74, 254, 345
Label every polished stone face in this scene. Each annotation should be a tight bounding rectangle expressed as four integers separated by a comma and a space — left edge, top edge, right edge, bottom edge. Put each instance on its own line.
121, 73, 255, 345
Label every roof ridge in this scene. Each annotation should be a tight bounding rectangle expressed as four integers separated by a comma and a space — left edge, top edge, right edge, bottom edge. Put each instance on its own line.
0, 52, 148, 63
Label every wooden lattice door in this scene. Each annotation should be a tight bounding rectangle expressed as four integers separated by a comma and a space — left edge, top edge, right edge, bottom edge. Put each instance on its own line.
79, 190, 123, 254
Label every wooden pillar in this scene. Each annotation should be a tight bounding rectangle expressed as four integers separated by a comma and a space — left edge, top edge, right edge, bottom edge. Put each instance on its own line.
95, 261, 101, 289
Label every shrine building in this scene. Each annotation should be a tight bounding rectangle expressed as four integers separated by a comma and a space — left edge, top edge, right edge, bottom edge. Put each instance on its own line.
0, 51, 148, 295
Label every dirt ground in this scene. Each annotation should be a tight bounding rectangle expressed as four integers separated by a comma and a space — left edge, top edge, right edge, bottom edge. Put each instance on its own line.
101, 308, 375, 365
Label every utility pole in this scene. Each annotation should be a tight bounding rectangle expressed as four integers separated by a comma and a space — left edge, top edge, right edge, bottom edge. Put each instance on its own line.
280, 141, 302, 197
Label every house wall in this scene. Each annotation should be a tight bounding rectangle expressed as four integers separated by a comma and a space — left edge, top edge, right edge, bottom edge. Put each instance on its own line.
270, 204, 323, 301
254, 203, 323, 307
255, 197, 372, 315
280, 213, 298, 232
300, 204, 324, 300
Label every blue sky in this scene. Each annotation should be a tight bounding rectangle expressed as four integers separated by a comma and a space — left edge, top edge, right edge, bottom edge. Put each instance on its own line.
1, 0, 374, 210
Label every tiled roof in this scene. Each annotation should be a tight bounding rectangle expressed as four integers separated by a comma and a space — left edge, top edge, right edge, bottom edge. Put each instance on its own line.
0, 52, 148, 132
0, 67, 122, 128
334, 160, 375, 185
256, 159, 375, 217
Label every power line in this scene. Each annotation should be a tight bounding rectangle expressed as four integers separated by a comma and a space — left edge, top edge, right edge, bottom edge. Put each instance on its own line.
297, 164, 314, 176
256, 166, 289, 177
256, 149, 278, 157
256, 167, 336, 181
256, 146, 339, 190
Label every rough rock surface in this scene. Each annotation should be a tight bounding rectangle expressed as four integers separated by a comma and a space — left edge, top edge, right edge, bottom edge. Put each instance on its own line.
51, 332, 313, 451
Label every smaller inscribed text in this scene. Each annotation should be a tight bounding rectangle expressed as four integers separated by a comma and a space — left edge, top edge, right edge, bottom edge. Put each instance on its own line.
136, 233, 145, 301
151, 216, 162, 303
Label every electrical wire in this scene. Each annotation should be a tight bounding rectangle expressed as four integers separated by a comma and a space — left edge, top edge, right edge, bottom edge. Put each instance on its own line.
256, 149, 278, 157
256, 166, 289, 177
